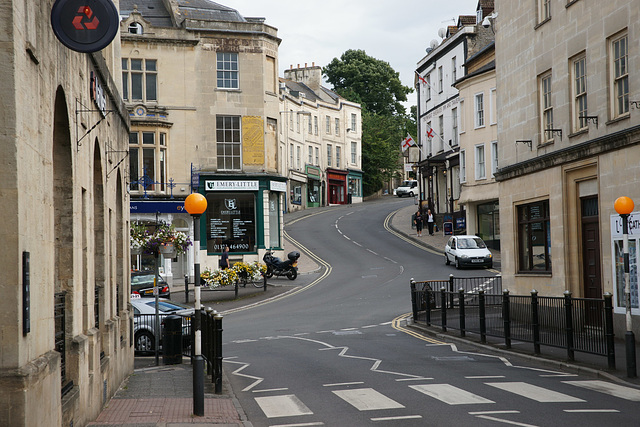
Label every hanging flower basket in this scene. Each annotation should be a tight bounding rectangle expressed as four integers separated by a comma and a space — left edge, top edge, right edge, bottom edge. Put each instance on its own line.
130, 222, 192, 255
159, 243, 177, 258
131, 245, 143, 255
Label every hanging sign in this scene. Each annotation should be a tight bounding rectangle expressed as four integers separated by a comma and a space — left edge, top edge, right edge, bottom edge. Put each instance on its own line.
51, 0, 119, 53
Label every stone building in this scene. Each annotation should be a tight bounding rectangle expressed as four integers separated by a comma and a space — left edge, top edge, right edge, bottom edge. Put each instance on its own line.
494, 0, 640, 335
279, 64, 363, 211
119, 0, 284, 277
0, 1, 132, 426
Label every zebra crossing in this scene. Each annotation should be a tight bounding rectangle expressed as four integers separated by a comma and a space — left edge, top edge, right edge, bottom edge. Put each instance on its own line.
253, 379, 638, 424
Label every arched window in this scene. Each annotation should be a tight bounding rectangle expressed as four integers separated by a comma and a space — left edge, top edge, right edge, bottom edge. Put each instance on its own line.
128, 22, 143, 34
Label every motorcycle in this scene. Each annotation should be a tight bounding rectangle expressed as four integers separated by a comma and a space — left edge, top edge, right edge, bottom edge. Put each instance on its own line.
263, 249, 300, 280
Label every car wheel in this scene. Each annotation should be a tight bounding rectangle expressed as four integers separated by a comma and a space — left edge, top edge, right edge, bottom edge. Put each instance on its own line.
408, 191, 414, 197
445, 253, 450, 265
286, 268, 298, 280
455, 257, 461, 269
135, 330, 155, 354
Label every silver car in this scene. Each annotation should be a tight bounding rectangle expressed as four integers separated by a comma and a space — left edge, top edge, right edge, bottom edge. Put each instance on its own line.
131, 297, 193, 354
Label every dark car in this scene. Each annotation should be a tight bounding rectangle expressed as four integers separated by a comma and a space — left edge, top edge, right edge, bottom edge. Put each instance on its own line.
131, 271, 171, 298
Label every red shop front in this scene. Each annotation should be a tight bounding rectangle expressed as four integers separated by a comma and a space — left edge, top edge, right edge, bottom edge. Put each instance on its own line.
327, 168, 348, 205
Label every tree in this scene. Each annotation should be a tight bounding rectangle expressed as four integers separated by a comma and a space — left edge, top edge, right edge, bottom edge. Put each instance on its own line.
324, 50, 415, 195
324, 49, 412, 116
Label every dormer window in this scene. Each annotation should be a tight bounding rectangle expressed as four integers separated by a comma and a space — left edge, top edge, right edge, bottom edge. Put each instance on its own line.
128, 22, 143, 34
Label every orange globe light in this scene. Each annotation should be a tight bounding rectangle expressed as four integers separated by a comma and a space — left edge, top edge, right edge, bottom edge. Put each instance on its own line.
614, 196, 634, 215
184, 193, 207, 215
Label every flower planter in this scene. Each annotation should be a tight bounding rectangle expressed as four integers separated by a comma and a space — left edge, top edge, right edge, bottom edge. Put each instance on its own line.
131, 246, 142, 255
159, 243, 177, 258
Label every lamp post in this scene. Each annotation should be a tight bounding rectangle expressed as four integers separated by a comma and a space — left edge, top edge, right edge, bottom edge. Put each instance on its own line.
614, 196, 637, 378
184, 192, 208, 415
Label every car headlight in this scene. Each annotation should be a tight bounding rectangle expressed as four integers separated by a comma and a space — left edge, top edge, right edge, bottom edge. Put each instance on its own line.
460, 255, 469, 259
486, 254, 493, 259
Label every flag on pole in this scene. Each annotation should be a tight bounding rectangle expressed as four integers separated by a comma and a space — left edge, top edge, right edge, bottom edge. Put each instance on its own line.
417, 73, 428, 86
401, 134, 416, 152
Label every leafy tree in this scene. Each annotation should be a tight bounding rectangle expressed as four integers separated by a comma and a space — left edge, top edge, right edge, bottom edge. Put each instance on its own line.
324, 49, 412, 116
324, 50, 415, 195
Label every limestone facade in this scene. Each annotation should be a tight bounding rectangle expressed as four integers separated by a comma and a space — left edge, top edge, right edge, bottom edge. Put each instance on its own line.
0, 1, 132, 426
494, 0, 640, 334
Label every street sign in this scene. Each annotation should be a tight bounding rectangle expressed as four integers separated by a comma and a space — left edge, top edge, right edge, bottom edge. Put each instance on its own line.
51, 0, 119, 53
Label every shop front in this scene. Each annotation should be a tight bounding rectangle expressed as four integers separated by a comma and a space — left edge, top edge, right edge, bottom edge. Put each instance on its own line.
306, 165, 322, 207
347, 169, 363, 204
200, 176, 285, 268
288, 170, 307, 212
327, 168, 348, 205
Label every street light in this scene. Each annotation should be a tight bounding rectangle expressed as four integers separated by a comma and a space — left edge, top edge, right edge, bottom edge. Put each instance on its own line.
184, 192, 208, 415
614, 195, 637, 378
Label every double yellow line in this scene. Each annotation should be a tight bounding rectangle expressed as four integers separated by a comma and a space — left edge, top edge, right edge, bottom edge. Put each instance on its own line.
392, 313, 446, 344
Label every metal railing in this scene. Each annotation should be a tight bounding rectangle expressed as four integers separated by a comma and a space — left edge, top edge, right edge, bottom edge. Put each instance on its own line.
54, 292, 74, 397
410, 279, 615, 368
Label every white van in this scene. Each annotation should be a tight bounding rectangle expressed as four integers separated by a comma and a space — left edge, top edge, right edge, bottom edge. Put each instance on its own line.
396, 180, 418, 197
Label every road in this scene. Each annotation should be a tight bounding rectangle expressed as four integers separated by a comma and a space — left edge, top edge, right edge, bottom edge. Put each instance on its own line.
221, 197, 640, 427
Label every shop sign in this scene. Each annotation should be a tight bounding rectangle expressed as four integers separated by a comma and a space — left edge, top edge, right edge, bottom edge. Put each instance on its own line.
205, 180, 259, 191
51, 0, 119, 53
130, 201, 185, 214
207, 193, 255, 253
90, 71, 106, 117
270, 181, 287, 192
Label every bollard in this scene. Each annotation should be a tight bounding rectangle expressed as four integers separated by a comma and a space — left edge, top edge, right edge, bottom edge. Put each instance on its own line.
410, 280, 417, 321
564, 291, 575, 361
459, 288, 465, 337
502, 290, 511, 349
531, 290, 540, 355
479, 290, 486, 343
185, 274, 189, 303
214, 312, 224, 394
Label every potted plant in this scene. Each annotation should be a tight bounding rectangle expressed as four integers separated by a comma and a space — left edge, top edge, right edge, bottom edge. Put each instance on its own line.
201, 267, 238, 288
130, 222, 192, 256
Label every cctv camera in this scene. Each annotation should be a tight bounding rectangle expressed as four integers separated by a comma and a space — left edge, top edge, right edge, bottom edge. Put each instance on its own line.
482, 17, 491, 28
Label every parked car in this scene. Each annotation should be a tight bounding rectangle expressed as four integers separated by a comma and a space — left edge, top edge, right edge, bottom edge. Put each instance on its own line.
131, 297, 193, 354
131, 271, 170, 298
444, 235, 493, 269
395, 179, 418, 197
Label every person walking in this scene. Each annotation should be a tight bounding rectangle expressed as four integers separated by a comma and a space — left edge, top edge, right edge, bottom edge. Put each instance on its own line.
426, 209, 435, 236
414, 210, 424, 237
219, 246, 230, 269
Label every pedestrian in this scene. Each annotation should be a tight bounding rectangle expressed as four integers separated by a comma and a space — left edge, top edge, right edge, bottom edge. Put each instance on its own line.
414, 210, 424, 237
219, 245, 230, 269
426, 209, 435, 236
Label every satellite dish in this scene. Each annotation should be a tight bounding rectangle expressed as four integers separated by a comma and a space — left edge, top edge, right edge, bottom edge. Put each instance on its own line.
430, 39, 439, 50
426, 47, 433, 54
438, 27, 447, 38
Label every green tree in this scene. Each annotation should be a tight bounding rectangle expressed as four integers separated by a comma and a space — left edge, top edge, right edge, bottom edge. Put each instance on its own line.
324, 50, 415, 195
324, 49, 412, 116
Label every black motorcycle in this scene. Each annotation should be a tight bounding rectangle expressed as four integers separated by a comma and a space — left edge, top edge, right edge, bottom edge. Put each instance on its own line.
263, 249, 300, 280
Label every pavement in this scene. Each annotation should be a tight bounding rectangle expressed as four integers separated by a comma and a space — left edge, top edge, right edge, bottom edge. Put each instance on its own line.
90, 198, 639, 426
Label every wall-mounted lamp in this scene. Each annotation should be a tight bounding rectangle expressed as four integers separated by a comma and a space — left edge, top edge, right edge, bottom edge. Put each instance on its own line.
515, 140, 533, 150
630, 101, 640, 109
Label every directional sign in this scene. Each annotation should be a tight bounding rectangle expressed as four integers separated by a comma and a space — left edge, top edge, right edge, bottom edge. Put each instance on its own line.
51, 0, 119, 53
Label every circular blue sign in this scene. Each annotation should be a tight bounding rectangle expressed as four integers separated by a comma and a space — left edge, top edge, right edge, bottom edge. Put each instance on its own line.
51, 0, 119, 53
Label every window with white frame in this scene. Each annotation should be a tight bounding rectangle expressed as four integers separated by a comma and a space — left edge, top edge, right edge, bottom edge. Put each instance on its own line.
308, 146, 313, 164
351, 113, 357, 131
216, 116, 241, 170
289, 143, 293, 168
438, 66, 443, 93
540, 72, 554, 142
122, 58, 157, 102
611, 32, 629, 118
336, 146, 341, 169
459, 150, 466, 183
315, 147, 319, 165
326, 116, 331, 134
129, 130, 167, 192
475, 144, 486, 180
538, 0, 551, 23
289, 110, 294, 131
452, 57, 457, 82
335, 118, 340, 136
451, 107, 458, 146
490, 88, 497, 125
308, 116, 313, 134
296, 113, 300, 133
296, 145, 301, 169
438, 115, 444, 152
491, 141, 498, 177
426, 75, 431, 101
314, 116, 318, 135
572, 54, 588, 131
327, 144, 332, 167
459, 100, 465, 133
351, 141, 357, 164
475, 93, 485, 128
216, 52, 239, 89
427, 121, 433, 155
128, 22, 143, 34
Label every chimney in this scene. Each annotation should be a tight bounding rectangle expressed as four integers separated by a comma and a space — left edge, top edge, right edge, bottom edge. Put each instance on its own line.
283, 62, 322, 91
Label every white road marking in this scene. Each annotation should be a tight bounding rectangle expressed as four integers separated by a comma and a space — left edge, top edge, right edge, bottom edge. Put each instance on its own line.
366, 249, 379, 255
340, 328, 358, 331
361, 325, 378, 329
564, 380, 640, 401
469, 411, 520, 415
486, 382, 584, 403
466, 376, 505, 379
563, 409, 620, 413
323, 382, 365, 387
475, 415, 539, 427
371, 415, 423, 421
395, 377, 434, 382
410, 384, 495, 405
270, 423, 324, 427
252, 388, 289, 393
353, 241, 362, 247
255, 395, 313, 418
332, 388, 405, 411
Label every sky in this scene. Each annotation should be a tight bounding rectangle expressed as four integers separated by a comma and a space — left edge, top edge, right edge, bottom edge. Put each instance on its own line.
226, 0, 480, 109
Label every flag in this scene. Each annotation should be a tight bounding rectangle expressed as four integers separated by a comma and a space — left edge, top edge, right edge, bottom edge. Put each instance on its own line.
417, 73, 428, 86
426, 126, 435, 139
401, 134, 416, 152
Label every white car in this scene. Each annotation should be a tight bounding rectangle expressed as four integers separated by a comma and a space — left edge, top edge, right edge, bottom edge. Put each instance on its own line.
444, 235, 493, 269
131, 297, 193, 354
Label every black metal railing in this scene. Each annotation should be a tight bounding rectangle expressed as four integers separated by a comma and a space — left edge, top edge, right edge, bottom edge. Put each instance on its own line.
410, 279, 615, 368
54, 292, 73, 397
201, 309, 223, 393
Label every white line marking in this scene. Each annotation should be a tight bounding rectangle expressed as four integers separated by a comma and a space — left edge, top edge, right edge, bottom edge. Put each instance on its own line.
395, 377, 433, 382
486, 382, 584, 403
564, 380, 640, 401
475, 415, 539, 427
410, 384, 494, 405
316, 330, 334, 334
361, 325, 378, 329
379, 321, 392, 325
367, 249, 379, 255
255, 395, 313, 418
294, 333, 309, 336
466, 376, 506, 379
469, 411, 520, 415
332, 388, 404, 411
253, 388, 289, 393
341, 328, 358, 331
563, 409, 620, 413
323, 382, 365, 387
371, 415, 423, 421
271, 422, 324, 427
353, 241, 362, 246
343, 235, 351, 240
232, 339, 258, 343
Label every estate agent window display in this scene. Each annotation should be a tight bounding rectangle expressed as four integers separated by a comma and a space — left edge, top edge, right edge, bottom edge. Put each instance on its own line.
206, 193, 256, 254
611, 211, 640, 314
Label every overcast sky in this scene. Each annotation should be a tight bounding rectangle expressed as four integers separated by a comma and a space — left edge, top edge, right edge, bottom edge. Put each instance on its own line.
227, 0, 479, 109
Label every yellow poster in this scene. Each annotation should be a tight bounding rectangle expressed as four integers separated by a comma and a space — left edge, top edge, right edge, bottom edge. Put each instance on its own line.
242, 116, 264, 165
